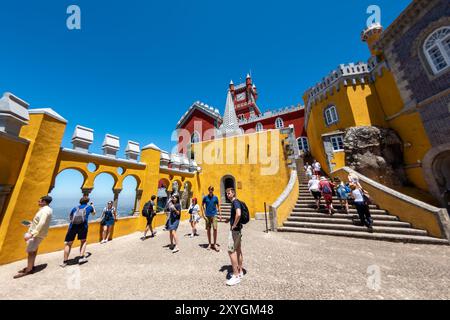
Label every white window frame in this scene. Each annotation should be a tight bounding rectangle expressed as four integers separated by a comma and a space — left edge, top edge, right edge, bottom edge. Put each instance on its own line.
330, 135, 344, 152
275, 117, 284, 129
297, 137, 309, 152
324, 105, 339, 126
423, 26, 450, 75
256, 122, 263, 132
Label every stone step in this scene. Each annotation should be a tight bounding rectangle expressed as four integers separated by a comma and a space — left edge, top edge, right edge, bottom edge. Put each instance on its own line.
295, 203, 378, 209
290, 212, 397, 221
291, 208, 388, 215
277, 227, 449, 245
287, 216, 409, 227
282, 222, 427, 236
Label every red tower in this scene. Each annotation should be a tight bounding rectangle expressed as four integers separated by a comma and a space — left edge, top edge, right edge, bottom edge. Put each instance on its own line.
229, 74, 262, 121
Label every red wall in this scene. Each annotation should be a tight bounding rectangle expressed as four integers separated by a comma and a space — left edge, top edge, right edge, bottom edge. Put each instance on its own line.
177, 109, 218, 154
240, 109, 306, 138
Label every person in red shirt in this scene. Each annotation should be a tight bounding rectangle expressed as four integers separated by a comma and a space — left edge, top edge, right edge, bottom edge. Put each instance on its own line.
319, 177, 335, 215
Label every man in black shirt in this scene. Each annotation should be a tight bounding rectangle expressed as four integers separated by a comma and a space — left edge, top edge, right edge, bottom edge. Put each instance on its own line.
225, 188, 244, 286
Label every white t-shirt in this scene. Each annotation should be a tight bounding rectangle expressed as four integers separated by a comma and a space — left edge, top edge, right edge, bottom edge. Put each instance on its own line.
314, 162, 321, 170
352, 189, 364, 203
189, 204, 200, 214
308, 179, 321, 192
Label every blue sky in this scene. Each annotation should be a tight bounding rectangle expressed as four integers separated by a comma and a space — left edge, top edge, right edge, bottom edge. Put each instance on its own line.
0, 0, 410, 197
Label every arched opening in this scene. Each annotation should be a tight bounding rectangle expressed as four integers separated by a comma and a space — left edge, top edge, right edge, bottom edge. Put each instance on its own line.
157, 178, 170, 212
90, 173, 116, 220
49, 169, 85, 226
423, 145, 450, 213
120, 175, 138, 217
221, 175, 236, 203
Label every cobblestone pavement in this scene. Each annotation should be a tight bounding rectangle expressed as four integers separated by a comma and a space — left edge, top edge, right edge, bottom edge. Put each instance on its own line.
0, 220, 449, 300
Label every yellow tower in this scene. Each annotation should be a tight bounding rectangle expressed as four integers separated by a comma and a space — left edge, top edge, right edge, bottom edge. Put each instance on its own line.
361, 23, 383, 57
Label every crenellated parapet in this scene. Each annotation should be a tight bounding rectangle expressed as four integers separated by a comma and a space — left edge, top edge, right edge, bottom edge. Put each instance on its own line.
304, 59, 390, 126
238, 105, 304, 125
0, 92, 30, 136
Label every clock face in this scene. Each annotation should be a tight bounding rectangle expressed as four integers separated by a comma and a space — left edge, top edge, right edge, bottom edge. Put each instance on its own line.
236, 92, 246, 101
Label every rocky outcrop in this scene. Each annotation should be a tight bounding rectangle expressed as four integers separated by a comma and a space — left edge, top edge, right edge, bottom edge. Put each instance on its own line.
344, 126, 407, 186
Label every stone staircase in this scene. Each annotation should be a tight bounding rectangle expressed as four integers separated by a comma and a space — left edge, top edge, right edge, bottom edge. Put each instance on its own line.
278, 168, 449, 245
220, 202, 232, 222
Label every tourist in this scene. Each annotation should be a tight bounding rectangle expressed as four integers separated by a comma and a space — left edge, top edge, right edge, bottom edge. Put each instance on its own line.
348, 172, 362, 189
14, 196, 53, 279
226, 187, 244, 286
305, 163, 313, 180
166, 195, 182, 253
201, 186, 222, 252
141, 195, 157, 240
313, 160, 322, 177
349, 184, 373, 231
335, 178, 350, 214
319, 177, 335, 215
188, 198, 201, 238
308, 175, 322, 211
100, 201, 117, 244
60, 196, 96, 267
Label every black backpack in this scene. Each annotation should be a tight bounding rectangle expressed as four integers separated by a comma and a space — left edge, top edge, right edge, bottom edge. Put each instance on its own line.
235, 200, 250, 225
142, 201, 153, 217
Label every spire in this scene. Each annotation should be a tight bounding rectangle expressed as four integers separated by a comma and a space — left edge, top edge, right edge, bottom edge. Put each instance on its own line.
218, 90, 242, 137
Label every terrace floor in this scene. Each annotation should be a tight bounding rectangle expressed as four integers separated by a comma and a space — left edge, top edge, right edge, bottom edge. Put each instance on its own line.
0, 220, 449, 300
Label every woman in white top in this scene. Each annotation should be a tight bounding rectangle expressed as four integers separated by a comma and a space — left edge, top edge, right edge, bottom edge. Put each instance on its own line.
349, 184, 373, 230
308, 176, 322, 211
188, 198, 201, 238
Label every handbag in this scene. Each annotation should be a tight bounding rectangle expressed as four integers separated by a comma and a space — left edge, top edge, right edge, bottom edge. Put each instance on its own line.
361, 189, 372, 205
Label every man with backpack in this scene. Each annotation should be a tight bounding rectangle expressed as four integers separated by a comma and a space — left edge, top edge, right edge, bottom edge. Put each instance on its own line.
60, 196, 96, 267
141, 195, 157, 240
225, 187, 249, 286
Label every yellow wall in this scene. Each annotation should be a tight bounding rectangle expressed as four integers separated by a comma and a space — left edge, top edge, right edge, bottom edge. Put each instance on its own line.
0, 123, 294, 265
305, 83, 387, 174
276, 173, 299, 227
193, 130, 291, 216
374, 68, 432, 191
305, 68, 432, 194
0, 113, 67, 264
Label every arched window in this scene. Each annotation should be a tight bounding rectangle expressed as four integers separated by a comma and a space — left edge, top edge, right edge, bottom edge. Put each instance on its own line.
256, 122, 263, 132
423, 26, 450, 75
324, 105, 339, 126
275, 117, 284, 129
191, 131, 200, 144
297, 137, 309, 152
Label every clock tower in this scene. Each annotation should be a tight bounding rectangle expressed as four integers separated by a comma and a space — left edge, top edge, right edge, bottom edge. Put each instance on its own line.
229, 74, 262, 121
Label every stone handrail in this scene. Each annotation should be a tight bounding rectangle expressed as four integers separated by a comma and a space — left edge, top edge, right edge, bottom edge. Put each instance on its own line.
269, 170, 299, 231
331, 167, 450, 242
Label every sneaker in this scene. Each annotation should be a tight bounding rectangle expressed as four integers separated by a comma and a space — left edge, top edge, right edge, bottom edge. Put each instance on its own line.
100, 240, 107, 244
172, 247, 180, 254
60, 261, 68, 268
226, 275, 241, 286
189, 234, 194, 238
78, 256, 88, 264
239, 271, 244, 279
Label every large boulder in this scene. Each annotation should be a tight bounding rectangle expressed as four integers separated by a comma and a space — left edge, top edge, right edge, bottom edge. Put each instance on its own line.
344, 126, 407, 186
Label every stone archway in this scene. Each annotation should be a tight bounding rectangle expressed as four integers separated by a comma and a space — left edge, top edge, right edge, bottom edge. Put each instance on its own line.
221, 175, 236, 203
423, 143, 450, 211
